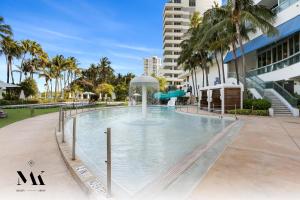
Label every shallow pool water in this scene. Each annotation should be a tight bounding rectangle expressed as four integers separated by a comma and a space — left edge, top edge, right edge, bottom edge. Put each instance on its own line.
65, 106, 233, 195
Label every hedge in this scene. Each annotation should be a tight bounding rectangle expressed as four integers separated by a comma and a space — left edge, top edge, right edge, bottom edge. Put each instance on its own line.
243, 99, 271, 110
0, 99, 39, 106
228, 109, 269, 116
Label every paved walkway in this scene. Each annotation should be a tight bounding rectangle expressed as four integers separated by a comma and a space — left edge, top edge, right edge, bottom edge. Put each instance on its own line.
187, 112, 300, 200
0, 112, 89, 200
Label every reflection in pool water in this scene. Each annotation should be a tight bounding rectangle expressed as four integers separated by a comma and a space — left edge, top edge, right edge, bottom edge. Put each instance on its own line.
65, 106, 232, 195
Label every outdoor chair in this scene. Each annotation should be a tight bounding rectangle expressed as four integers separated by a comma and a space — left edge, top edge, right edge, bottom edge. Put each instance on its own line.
0, 109, 7, 118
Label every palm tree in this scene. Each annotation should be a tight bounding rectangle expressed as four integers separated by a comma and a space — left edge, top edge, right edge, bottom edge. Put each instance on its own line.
51, 55, 68, 99
0, 37, 22, 83
0, 16, 12, 39
203, 0, 277, 90
98, 57, 114, 84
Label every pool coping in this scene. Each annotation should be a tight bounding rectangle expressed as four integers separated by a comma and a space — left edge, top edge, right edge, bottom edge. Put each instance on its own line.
56, 106, 244, 200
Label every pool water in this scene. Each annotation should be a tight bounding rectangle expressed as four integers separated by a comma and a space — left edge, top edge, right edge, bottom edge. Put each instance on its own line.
65, 106, 233, 195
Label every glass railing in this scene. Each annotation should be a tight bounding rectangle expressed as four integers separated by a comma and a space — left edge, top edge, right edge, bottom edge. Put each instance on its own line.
272, 0, 299, 13
265, 81, 298, 107
248, 51, 300, 76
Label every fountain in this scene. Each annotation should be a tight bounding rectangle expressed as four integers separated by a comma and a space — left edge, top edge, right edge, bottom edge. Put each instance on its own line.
129, 75, 159, 118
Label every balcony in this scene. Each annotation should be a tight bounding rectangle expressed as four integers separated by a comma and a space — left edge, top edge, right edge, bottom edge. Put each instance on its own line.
272, 0, 300, 13
248, 51, 300, 76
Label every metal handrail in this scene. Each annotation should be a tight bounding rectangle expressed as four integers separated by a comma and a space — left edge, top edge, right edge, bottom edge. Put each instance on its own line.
247, 51, 300, 76
272, 0, 299, 13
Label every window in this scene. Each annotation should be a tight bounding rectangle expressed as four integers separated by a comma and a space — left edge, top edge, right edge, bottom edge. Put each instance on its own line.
174, 37, 181, 40
266, 50, 271, 65
289, 37, 294, 56
189, 0, 196, 7
272, 47, 277, 63
278, 44, 282, 60
174, 15, 181, 18
258, 55, 262, 67
295, 33, 299, 53
174, 22, 181, 25
174, 29, 181, 33
174, 0, 181, 3
174, 7, 181, 11
283, 41, 288, 59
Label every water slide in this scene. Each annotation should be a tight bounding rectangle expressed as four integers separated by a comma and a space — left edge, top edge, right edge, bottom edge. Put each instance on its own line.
154, 90, 185, 100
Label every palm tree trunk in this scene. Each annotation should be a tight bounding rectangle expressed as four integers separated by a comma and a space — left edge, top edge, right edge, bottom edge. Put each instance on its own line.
194, 69, 199, 100
9, 58, 15, 84
214, 51, 221, 84
50, 79, 53, 98
220, 49, 226, 84
191, 69, 196, 96
6, 56, 10, 83
235, 23, 247, 89
55, 79, 58, 99
205, 67, 209, 86
201, 66, 205, 87
232, 42, 240, 85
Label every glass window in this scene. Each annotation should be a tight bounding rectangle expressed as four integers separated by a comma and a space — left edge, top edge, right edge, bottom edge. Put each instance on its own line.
278, 44, 282, 60
295, 33, 299, 53
289, 37, 294, 56
283, 41, 288, 58
272, 47, 277, 62
189, 0, 196, 7
258, 55, 262, 67
262, 52, 267, 66
266, 50, 272, 65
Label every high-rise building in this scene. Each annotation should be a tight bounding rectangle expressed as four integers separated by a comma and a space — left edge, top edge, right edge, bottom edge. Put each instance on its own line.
162, 0, 215, 86
143, 56, 162, 76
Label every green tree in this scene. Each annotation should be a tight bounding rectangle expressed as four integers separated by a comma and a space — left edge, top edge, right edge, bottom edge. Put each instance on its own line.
95, 83, 114, 97
0, 37, 22, 83
19, 77, 39, 98
0, 16, 12, 39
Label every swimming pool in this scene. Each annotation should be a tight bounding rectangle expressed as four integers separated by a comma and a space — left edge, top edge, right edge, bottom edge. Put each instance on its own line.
65, 106, 233, 196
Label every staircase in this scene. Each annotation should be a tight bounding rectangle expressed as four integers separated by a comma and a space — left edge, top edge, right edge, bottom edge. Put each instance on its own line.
245, 72, 298, 117
264, 90, 292, 116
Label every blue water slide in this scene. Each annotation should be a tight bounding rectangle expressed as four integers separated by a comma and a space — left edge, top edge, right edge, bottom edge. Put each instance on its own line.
154, 90, 186, 100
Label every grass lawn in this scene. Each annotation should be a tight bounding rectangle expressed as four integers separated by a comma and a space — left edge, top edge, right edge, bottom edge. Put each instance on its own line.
0, 108, 60, 128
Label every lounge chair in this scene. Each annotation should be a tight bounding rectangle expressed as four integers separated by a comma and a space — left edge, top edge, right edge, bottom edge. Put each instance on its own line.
0, 109, 7, 118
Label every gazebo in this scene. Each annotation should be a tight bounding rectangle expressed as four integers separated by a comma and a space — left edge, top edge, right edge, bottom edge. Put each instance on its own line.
0, 80, 20, 100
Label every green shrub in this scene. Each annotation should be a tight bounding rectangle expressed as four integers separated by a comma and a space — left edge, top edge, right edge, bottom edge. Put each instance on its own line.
19, 78, 39, 97
228, 109, 268, 116
243, 99, 253, 109
243, 99, 271, 110
252, 99, 271, 110
0, 99, 39, 106
252, 110, 269, 116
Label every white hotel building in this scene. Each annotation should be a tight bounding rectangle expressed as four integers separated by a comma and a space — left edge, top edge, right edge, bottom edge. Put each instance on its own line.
161, 0, 215, 86
168, 0, 300, 116
143, 56, 162, 77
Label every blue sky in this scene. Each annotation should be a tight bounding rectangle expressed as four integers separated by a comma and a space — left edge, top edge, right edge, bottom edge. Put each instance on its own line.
0, 0, 165, 90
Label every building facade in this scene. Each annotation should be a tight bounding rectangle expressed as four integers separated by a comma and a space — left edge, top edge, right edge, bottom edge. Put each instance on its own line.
162, 0, 215, 86
179, 0, 300, 116
143, 56, 162, 77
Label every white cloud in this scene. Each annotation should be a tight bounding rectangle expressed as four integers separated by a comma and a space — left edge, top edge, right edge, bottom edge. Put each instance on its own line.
114, 43, 162, 53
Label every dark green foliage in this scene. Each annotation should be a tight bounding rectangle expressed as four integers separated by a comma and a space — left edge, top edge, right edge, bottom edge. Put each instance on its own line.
19, 78, 38, 97
0, 99, 39, 106
243, 99, 271, 110
228, 109, 269, 116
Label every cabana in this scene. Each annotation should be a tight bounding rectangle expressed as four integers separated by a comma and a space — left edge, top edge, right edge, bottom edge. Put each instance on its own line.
199, 84, 244, 115
0, 80, 20, 100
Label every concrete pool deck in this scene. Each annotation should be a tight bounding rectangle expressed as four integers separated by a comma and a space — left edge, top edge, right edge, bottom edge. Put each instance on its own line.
182, 108, 300, 200
0, 108, 299, 200
0, 112, 89, 200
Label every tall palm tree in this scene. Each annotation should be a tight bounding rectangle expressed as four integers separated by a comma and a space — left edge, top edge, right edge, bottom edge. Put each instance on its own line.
0, 37, 22, 83
0, 16, 12, 39
51, 55, 68, 99
98, 57, 114, 84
